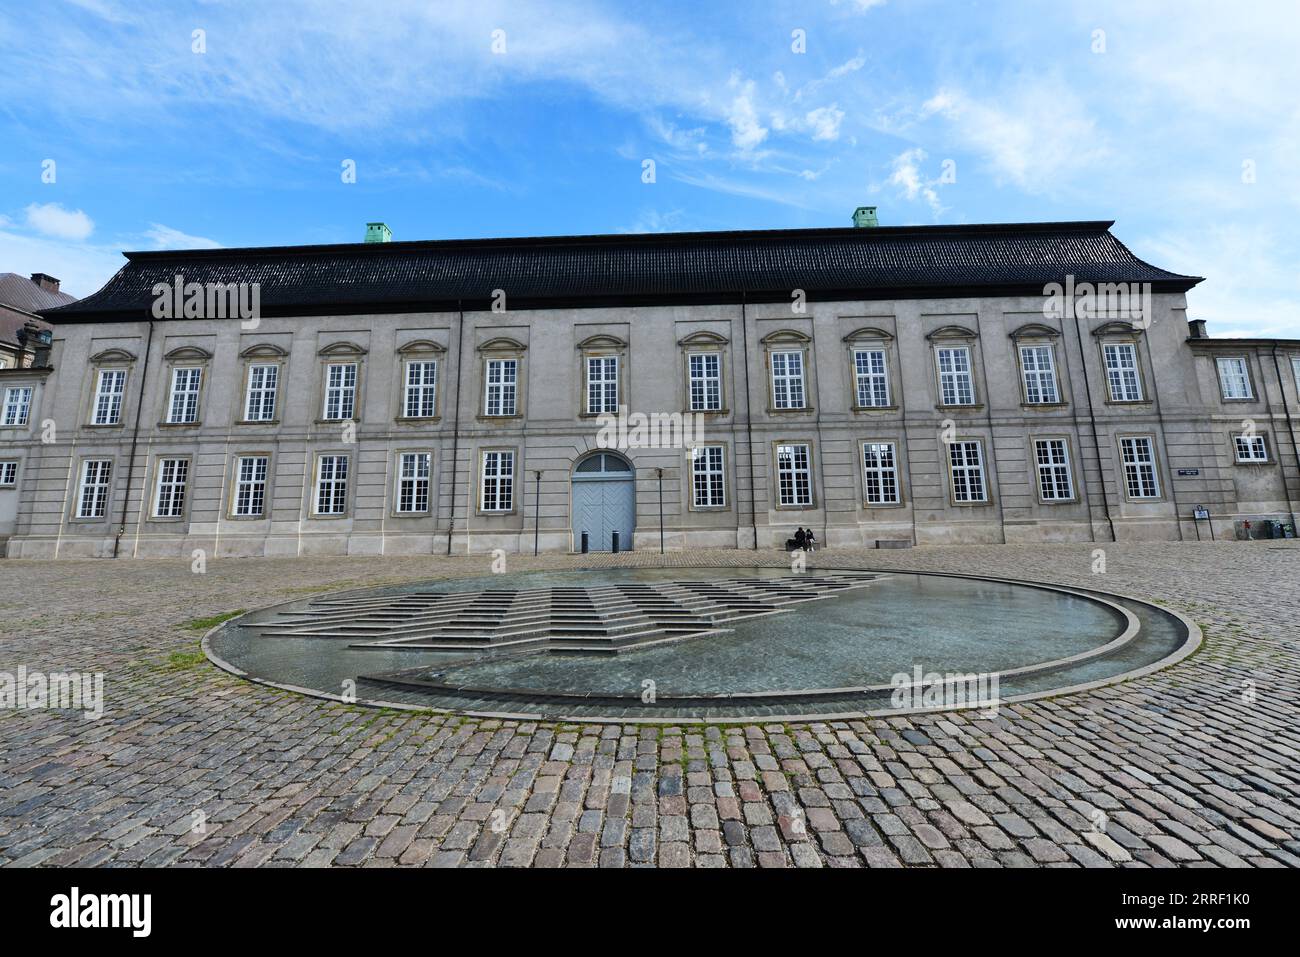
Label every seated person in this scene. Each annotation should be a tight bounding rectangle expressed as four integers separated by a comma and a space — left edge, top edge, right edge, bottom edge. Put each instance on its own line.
804, 528, 817, 551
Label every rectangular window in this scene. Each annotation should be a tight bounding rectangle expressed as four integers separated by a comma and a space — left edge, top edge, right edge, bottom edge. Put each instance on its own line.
1234, 433, 1268, 463
0, 461, 17, 486
1034, 439, 1074, 501
92, 369, 126, 425
862, 442, 900, 505
770, 352, 806, 410
233, 456, 269, 516
688, 353, 722, 411
480, 450, 514, 511
691, 445, 726, 507
776, 443, 812, 507
936, 347, 975, 406
403, 361, 438, 418
1104, 343, 1143, 402
949, 440, 987, 503
76, 459, 112, 518
153, 458, 190, 517
322, 363, 357, 420
1292, 356, 1300, 393
166, 367, 202, 423
3, 386, 33, 426
396, 452, 432, 513
314, 455, 349, 515
854, 349, 890, 408
586, 356, 619, 414
244, 364, 279, 421
1020, 345, 1060, 404
1120, 437, 1160, 498
1217, 357, 1252, 400
484, 359, 518, 416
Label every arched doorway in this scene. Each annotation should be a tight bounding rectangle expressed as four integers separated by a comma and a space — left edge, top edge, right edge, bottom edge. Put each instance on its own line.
571, 452, 636, 552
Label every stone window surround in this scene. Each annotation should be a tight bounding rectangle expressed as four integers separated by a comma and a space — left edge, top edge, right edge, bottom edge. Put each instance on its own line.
762, 330, 814, 415
576, 333, 628, 418
477, 337, 527, 422
927, 325, 984, 411
1231, 430, 1271, 465
1215, 355, 1258, 403
148, 453, 193, 522
859, 437, 905, 508
158, 345, 214, 429
309, 450, 354, 519
1115, 432, 1165, 502
843, 327, 900, 413
0, 458, 19, 487
226, 451, 273, 520
476, 445, 519, 515
678, 330, 729, 415
771, 438, 817, 510
235, 343, 289, 426
395, 339, 447, 424
685, 442, 729, 511
69, 454, 115, 524
84, 348, 137, 429
1009, 323, 1068, 409
391, 448, 436, 517
946, 435, 993, 507
1028, 432, 1080, 505
315, 341, 367, 424
1093, 323, 1153, 406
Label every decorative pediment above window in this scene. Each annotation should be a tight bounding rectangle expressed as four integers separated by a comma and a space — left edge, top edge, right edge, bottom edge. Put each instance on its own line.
576, 333, 627, 351
318, 341, 368, 357
760, 329, 811, 346
1090, 321, 1142, 338
1008, 323, 1061, 341
843, 326, 895, 343
925, 324, 978, 341
677, 330, 729, 347
163, 345, 214, 361
239, 343, 289, 359
478, 336, 527, 353
89, 348, 137, 363
396, 339, 447, 355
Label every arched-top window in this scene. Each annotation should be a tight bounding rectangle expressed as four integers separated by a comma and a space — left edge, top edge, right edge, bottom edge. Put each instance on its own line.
575, 452, 632, 474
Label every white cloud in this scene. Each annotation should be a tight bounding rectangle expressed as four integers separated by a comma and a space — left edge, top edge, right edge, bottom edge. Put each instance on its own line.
725, 78, 769, 152
24, 202, 94, 241
0, 227, 123, 299
806, 105, 845, 142
887, 148, 943, 214
144, 223, 221, 250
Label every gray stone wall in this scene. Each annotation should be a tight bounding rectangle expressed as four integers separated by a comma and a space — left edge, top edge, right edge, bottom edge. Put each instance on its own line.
4, 292, 1298, 558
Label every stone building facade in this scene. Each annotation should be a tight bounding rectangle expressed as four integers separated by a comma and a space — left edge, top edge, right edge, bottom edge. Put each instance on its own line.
2, 219, 1297, 558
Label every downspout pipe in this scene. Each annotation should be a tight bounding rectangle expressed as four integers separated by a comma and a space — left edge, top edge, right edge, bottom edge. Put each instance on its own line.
739, 292, 759, 549
113, 318, 155, 558
1270, 345, 1299, 532
1073, 312, 1117, 542
446, 301, 465, 555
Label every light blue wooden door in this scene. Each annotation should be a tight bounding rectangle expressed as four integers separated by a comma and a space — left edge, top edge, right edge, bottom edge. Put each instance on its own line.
572, 454, 636, 551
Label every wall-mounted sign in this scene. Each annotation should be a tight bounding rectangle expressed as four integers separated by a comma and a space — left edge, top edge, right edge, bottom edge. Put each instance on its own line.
1193, 506, 1210, 520
1177, 468, 1200, 476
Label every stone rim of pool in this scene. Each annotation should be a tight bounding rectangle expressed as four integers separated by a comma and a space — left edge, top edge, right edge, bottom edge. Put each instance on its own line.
202, 566, 1201, 724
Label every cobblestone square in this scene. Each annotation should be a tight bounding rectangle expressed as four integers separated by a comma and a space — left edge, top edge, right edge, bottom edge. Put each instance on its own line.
1, 542, 1297, 868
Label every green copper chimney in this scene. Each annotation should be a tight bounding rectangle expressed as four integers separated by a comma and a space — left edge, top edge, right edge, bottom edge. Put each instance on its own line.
364, 222, 392, 243
851, 206, 879, 228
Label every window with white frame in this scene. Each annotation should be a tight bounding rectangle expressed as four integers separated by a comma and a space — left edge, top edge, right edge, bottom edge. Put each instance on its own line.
853, 349, 890, 408
1103, 343, 1143, 402
153, 458, 189, 517
0, 461, 17, 486
480, 450, 514, 511
862, 442, 900, 505
76, 459, 112, 518
1019, 345, 1060, 404
3, 386, 33, 426
396, 452, 432, 513
1234, 433, 1268, 463
770, 352, 806, 409
948, 440, 987, 503
775, 443, 812, 506
936, 347, 975, 406
688, 353, 722, 411
1034, 439, 1074, 501
1120, 437, 1160, 498
586, 356, 619, 414
1216, 357, 1252, 400
322, 363, 357, 420
314, 455, 349, 515
92, 369, 126, 424
690, 445, 726, 507
484, 359, 518, 416
403, 361, 438, 418
244, 364, 279, 421
166, 367, 202, 423
233, 455, 269, 516
1292, 356, 1300, 393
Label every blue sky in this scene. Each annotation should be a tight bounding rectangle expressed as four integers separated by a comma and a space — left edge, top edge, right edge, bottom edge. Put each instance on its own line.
1, 0, 1296, 336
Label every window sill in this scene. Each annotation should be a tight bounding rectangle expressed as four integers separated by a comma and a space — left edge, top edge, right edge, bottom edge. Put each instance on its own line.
1104, 400, 1152, 407
851, 405, 899, 413
1021, 402, 1069, 411
314, 418, 360, 425
396, 416, 441, 424
766, 407, 815, 415
235, 419, 281, 426
157, 421, 201, 429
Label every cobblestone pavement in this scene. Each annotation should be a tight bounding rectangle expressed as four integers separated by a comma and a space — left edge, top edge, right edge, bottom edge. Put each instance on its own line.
1, 542, 1298, 869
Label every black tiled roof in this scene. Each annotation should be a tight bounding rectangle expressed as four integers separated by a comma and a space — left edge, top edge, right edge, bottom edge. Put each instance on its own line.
40, 221, 1202, 322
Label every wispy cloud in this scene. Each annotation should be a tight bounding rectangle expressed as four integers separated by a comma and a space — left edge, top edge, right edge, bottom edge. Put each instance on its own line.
24, 202, 95, 240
